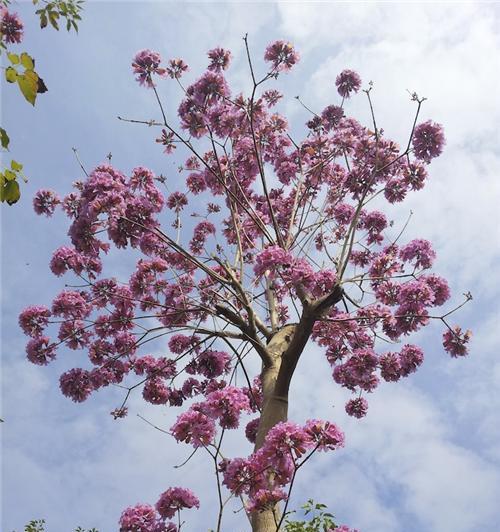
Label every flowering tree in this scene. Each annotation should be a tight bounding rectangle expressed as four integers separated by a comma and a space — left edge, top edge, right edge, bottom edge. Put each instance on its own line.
20, 37, 472, 532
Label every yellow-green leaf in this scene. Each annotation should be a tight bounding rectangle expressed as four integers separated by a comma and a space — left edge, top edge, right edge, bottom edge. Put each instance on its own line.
3, 180, 21, 205
11, 160, 23, 172
5, 67, 17, 83
7, 53, 20, 65
17, 70, 39, 105
4, 169, 16, 181
20, 52, 35, 71
49, 11, 60, 30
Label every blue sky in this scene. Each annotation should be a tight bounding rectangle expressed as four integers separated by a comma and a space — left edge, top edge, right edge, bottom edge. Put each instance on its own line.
2, 2, 500, 531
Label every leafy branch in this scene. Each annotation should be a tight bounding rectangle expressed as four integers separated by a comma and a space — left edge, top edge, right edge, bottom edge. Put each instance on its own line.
33, 0, 83, 32
284, 500, 339, 532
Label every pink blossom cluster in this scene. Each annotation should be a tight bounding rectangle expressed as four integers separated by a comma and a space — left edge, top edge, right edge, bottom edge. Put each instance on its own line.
254, 245, 294, 278
359, 210, 388, 245
207, 47, 232, 71
166, 58, 188, 80
221, 420, 344, 511
264, 40, 300, 72
412, 120, 445, 162
0, 8, 23, 44
119, 503, 167, 532
156, 487, 200, 519
345, 397, 368, 419
171, 385, 253, 446
23, 164, 181, 401
129, 259, 169, 309
166, 191, 188, 211
313, 290, 451, 416
177, 71, 232, 138
399, 238, 436, 269
19, 305, 51, 337
119, 487, 198, 532
33, 189, 61, 216
26, 336, 56, 366
253, 246, 317, 292
262, 89, 283, 107
188, 348, 231, 378
321, 105, 345, 131
156, 129, 176, 154
170, 407, 215, 447
443, 326, 472, 357
189, 220, 216, 254
335, 69, 362, 98
50, 246, 102, 279
132, 49, 166, 87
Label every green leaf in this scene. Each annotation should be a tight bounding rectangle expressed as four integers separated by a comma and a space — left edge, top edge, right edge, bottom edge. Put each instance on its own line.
20, 52, 35, 70
48, 10, 60, 30
5, 66, 17, 83
17, 70, 39, 105
4, 169, 16, 181
7, 52, 20, 65
0, 127, 9, 150
2, 179, 20, 205
40, 11, 48, 28
11, 160, 23, 171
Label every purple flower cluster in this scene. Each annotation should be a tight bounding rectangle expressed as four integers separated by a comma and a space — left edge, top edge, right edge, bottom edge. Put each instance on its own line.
156, 487, 200, 519
400, 238, 436, 269
443, 326, 472, 357
170, 408, 215, 448
119, 487, 198, 532
0, 8, 23, 44
50, 246, 102, 279
166, 58, 188, 79
132, 49, 166, 87
221, 420, 344, 511
264, 40, 300, 72
207, 47, 232, 72
19, 305, 51, 337
412, 120, 445, 162
189, 221, 216, 255
335, 69, 362, 98
119, 503, 166, 532
254, 245, 293, 277
59, 368, 94, 402
33, 189, 61, 216
26, 336, 56, 366
345, 397, 368, 418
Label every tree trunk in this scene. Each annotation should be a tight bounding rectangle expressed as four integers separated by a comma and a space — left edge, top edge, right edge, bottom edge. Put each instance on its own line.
251, 324, 295, 532
249, 286, 343, 531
